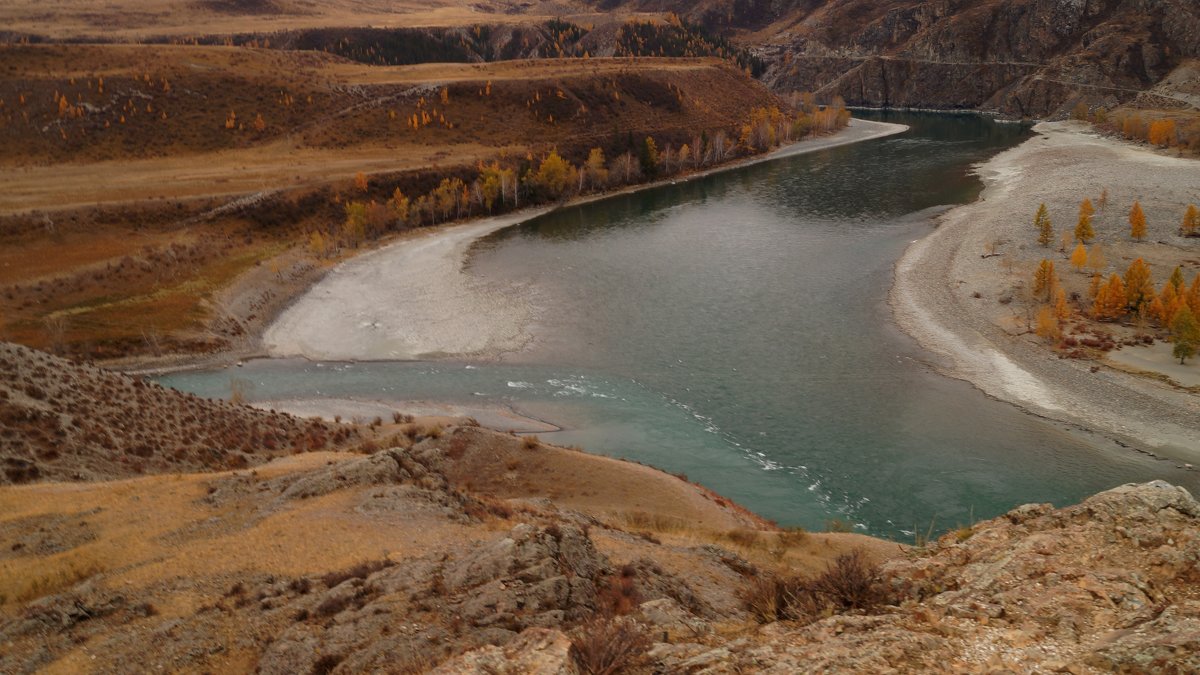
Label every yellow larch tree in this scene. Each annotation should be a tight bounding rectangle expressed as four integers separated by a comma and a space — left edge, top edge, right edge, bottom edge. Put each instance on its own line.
354, 171, 369, 193
1188, 273, 1200, 315
1074, 212, 1094, 243
1093, 274, 1127, 320
1181, 204, 1199, 237
1034, 203, 1053, 247
1035, 305, 1061, 342
1128, 200, 1147, 241
1032, 259, 1057, 301
1054, 285, 1071, 320
1123, 258, 1154, 312
1069, 243, 1088, 272
1079, 198, 1095, 220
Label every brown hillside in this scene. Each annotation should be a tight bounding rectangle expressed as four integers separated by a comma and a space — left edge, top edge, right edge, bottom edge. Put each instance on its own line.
0, 47, 785, 360
0, 341, 360, 484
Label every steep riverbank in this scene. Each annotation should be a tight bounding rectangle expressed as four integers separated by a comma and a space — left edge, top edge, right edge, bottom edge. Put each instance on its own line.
892, 121, 1200, 463
263, 118, 909, 362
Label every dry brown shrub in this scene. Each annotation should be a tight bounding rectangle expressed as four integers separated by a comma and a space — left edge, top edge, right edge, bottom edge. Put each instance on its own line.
742, 549, 888, 623
569, 617, 651, 675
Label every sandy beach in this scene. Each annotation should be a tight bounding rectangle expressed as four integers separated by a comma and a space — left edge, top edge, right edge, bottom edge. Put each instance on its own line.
264, 118, 909, 362
892, 121, 1200, 462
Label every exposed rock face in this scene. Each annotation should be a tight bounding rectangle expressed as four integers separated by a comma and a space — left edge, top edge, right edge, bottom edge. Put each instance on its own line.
445, 481, 1200, 673
609, 0, 1200, 116
760, 0, 1200, 116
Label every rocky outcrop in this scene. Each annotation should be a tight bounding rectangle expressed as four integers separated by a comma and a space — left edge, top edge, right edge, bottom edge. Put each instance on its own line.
605, 0, 1200, 116
757, 0, 1200, 116
442, 481, 1200, 673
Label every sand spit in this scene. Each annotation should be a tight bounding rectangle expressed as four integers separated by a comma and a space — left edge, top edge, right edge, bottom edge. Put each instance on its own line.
892, 121, 1200, 461
263, 119, 908, 363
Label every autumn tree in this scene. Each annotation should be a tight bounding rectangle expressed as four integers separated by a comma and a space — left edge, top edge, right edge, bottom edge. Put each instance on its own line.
478, 164, 502, 212
1097, 188, 1108, 210
1123, 258, 1154, 312
1054, 286, 1071, 320
1092, 274, 1126, 320
1168, 266, 1185, 293
1034, 203, 1053, 247
584, 147, 609, 190
354, 171, 369, 193
1154, 282, 1181, 326
1074, 212, 1094, 244
1069, 243, 1087, 272
639, 136, 660, 178
342, 201, 367, 247
531, 150, 575, 199
364, 200, 391, 238
1035, 305, 1061, 342
1128, 200, 1147, 241
390, 188, 410, 226
253, 113, 265, 132
1032, 259, 1057, 301
1170, 306, 1199, 365
1181, 204, 1199, 237
432, 177, 467, 221
1080, 198, 1095, 220
1148, 119, 1177, 148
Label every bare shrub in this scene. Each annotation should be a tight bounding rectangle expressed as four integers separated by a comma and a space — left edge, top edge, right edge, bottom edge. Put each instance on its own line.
742, 549, 888, 623
596, 564, 640, 617
521, 435, 540, 450
811, 550, 886, 611
569, 617, 651, 675
321, 559, 393, 588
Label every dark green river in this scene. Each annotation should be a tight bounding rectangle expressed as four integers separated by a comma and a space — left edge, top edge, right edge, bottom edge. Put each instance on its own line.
159, 112, 1199, 539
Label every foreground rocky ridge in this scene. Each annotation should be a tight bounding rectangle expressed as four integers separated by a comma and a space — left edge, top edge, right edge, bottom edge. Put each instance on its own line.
2, 349, 1197, 672
442, 480, 1200, 673
2, 433, 1196, 672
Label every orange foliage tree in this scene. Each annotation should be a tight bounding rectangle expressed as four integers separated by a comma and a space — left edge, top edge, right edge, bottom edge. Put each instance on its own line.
1123, 258, 1154, 312
1092, 274, 1127, 320
1128, 201, 1147, 241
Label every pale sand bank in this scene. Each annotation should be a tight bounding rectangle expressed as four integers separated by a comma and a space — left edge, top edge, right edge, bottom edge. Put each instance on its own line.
263, 118, 908, 362
892, 121, 1200, 461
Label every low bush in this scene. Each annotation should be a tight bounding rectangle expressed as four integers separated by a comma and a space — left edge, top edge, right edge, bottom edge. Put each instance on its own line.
742, 549, 889, 623
569, 617, 651, 675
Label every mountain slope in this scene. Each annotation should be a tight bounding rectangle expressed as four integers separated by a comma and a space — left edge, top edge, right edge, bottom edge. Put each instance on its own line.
598, 0, 1200, 116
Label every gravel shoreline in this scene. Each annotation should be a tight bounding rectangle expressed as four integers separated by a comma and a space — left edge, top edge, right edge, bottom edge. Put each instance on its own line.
891, 121, 1200, 463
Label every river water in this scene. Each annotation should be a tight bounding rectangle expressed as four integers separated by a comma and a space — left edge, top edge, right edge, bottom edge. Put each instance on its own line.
159, 112, 1199, 538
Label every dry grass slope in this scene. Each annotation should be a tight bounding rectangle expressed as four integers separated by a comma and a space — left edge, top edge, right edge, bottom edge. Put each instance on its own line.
0, 341, 359, 483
